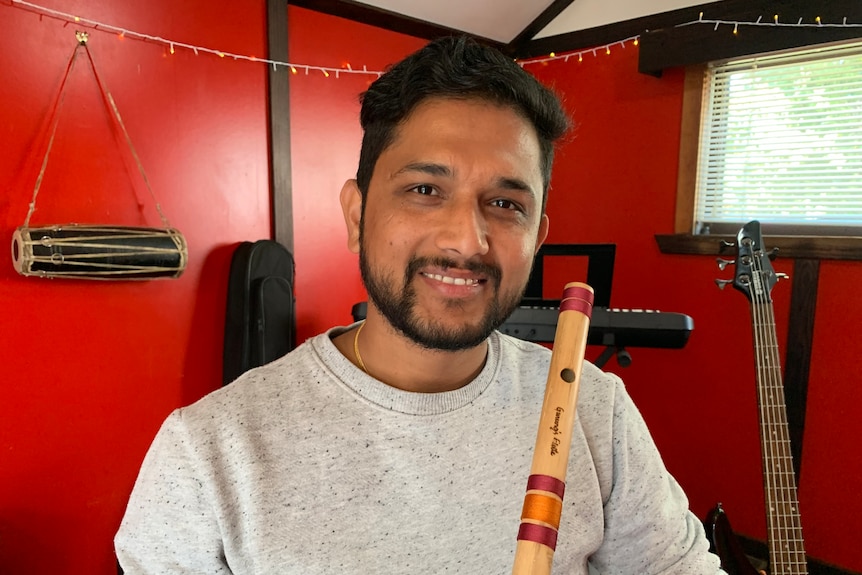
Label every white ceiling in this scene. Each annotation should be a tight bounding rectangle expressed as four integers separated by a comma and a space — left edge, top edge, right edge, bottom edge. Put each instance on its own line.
353, 0, 722, 44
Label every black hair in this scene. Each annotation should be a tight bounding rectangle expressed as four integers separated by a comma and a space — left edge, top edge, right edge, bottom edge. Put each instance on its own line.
356, 36, 570, 210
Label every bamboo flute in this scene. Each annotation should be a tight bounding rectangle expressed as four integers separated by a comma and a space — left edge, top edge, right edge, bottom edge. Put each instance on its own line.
512, 282, 594, 575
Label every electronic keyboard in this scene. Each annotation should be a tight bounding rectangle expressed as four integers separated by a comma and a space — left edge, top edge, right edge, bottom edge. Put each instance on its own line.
500, 301, 693, 348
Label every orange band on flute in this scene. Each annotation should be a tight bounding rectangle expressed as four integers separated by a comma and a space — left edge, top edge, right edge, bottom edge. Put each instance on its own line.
521, 493, 563, 528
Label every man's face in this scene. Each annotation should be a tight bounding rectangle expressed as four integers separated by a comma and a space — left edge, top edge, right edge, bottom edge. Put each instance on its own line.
343, 97, 549, 351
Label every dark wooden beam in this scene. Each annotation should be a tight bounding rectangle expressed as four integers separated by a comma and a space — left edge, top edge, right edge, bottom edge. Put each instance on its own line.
784, 258, 819, 481
638, 0, 862, 76
516, 7, 693, 59
509, 0, 577, 54
286, 0, 506, 51
513, 0, 862, 67
268, 0, 293, 251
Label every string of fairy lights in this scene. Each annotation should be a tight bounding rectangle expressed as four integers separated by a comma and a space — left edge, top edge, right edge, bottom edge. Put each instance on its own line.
8, 0, 862, 75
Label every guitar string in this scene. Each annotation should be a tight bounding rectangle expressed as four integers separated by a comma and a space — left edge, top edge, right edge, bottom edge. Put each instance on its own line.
764, 262, 806, 571
748, 242, 778, 568
766, 296, 806, 571
749, 237, 806, 573
751, 242, 787, 571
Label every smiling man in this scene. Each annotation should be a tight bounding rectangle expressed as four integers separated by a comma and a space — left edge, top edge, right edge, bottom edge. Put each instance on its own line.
335, 96, 549, 392
116, 37, 725, 574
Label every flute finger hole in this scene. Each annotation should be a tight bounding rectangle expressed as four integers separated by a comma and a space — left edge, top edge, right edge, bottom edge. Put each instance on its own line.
560, 368, 576, 383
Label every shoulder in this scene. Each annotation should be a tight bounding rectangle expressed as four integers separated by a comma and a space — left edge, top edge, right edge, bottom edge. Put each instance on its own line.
494, 331, 623, 420
177, 333, 340, 432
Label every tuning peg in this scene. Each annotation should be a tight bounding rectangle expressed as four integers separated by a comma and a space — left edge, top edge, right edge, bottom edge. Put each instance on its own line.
715, 278, 733, 290
718, 240, 735, 254
776, 272, 789, 281
716, 258, 735, 271
768, 247, 780, 260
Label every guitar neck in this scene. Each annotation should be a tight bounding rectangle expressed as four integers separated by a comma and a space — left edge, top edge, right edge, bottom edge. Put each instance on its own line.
751, 300, 808, 575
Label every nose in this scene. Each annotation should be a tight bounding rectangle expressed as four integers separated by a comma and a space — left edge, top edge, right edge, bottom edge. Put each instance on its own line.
434, 199, 490, 258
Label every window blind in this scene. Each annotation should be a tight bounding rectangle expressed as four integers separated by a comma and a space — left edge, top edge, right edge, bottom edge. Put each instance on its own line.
695, 40, 862, 236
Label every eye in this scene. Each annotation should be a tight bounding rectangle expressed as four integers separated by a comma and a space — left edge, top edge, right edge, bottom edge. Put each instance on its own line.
410, 184, 438, 196
490, 198, 525, 213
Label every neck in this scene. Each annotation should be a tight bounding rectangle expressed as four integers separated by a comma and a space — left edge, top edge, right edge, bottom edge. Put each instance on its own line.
334, 316, 489, 393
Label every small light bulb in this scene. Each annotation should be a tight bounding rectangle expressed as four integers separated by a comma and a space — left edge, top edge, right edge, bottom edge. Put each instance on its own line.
550, 52, 556, 58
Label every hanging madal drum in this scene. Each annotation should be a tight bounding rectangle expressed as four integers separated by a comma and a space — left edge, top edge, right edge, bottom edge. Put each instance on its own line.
11, 225, 187, 280
12, 34, 188, 281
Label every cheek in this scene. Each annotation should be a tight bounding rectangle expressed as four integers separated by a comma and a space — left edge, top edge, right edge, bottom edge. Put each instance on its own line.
499, 241, 538, 280
365, 215, 414, 257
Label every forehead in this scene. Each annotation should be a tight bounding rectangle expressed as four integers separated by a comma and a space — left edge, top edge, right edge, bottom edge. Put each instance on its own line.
378, 97, 543, 184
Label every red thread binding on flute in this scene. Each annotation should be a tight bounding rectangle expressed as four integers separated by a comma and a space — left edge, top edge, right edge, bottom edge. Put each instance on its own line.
526, 474, 566, 499
560, 296, 592, 318
560, 285, 594, 318
517, 522, 559, 550
561, 285, 594, 305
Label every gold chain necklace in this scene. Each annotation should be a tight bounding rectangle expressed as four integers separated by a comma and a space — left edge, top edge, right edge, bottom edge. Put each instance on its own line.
353, 321, 368, 373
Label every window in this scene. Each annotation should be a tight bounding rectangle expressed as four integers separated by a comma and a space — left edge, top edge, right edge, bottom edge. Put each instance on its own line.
693, 40, 862, 237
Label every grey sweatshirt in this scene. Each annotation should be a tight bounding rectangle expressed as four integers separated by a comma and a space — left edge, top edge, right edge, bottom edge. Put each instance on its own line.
115, 327, 724, 575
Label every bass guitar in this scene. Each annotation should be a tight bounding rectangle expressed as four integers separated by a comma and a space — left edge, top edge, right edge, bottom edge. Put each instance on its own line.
705, 220, 808, 575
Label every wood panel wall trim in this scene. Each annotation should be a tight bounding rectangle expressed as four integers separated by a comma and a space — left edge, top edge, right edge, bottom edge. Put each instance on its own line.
656, 234, 862, 261
268, 0, 293, 251
675, 64, 705, 234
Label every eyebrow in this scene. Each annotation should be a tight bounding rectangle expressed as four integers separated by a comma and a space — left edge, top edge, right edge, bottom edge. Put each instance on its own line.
394, 162, 538, 198
394, 162, 452, 178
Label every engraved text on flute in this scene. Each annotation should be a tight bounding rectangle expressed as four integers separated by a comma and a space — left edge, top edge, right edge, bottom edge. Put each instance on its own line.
549, 407, 564, 455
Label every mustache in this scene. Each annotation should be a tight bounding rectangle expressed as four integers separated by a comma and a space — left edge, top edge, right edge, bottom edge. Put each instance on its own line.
405, 256, 502, 286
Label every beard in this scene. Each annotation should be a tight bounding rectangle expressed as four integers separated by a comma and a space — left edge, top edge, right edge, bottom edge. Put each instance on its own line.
359, 244, 526, 351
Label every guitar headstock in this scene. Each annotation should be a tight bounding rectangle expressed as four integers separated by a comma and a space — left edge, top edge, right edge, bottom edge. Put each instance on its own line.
716, 221, 781, 303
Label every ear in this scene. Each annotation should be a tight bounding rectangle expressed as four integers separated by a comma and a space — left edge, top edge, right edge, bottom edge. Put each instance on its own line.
534, 213, 549, 255
340, 179, 363, 254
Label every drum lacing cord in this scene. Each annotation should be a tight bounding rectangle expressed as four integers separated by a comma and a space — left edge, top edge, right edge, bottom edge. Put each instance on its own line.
23, 34, 172, 231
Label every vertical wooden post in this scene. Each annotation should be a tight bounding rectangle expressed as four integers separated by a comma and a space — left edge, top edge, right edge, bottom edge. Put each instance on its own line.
267, 0, 293, 251
784, 258, 819, 481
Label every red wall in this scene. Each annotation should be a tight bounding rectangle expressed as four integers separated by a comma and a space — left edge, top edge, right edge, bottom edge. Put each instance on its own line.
287, 7, 426, 342
1, 2, 860, 573
530, 47, 862, 571
0, 1, 271, 572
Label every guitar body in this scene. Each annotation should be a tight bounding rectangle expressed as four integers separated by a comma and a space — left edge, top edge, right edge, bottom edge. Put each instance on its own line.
706, 221, 808, 575
705, 503, 760, 575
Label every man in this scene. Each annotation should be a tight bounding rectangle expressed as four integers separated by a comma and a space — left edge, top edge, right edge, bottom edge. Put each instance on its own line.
116, 36, 724, 574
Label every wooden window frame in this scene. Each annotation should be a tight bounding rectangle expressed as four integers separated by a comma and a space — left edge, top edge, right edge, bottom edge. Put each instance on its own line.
656, 63, 862, 262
